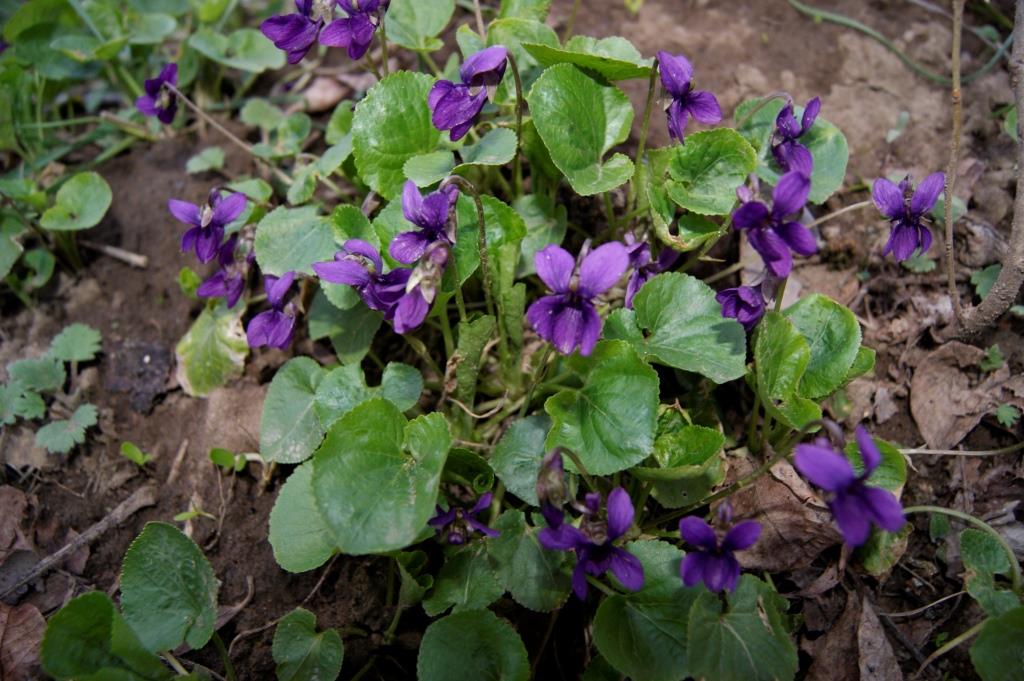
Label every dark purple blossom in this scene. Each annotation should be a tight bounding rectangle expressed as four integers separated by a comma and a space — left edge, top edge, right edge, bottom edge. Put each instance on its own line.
247, 272, 296, 349
168, 189, 247, 264
312, 239, 445, 335
794, 425, 906, 547
319, 0, 389, 61
732, 172, 815, 278
527, 242, 628, 357
428, 46, 509, 142
392, 241, 448, 334
716, 286, 766, 332
262, 0, 386, 63
679, 516, 760, 592
624, 233, 679, 308
657, 51, 722, 143
539, 487, 644, 599
390, 181, 459, 264
871, 172, 944, 262
772, 97, 820, 176
135, 63, 178, 124
313, 239, 407, 315
427, 492, 500, 545
197, 236, 247, 308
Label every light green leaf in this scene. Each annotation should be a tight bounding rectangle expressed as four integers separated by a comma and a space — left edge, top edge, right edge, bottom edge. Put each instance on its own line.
843, 435, 906, 493
523, 35, 653, 81
381, 362, 424, 411
735, 97, 849, 204
593, 541, 697, 681
417, 610, 529, 681
514, 194, 566, 276
452, 194, 527, 287
120, 442, 154, 467
286, 165, 318, 206
269, 462, 336, 573
128, 13, 177, 45
499, 0, 551, 21
8, 356, 65, 393
120, 522, 218, 653
687, 576, 798, 681
272, 608, 344, 681
352, 72, 441, 200
490, 414, 550, 506
174, 302, 249, 397
0, 218, 24, 280
620, 272, 747, 383
545, 340, 658, 475
527, 63, 634, 196
456, 127, 518, 169
972, 263, 1001, 300
969, 606, 1024, 681
228, 177, 274, 204
0, 381, 45, 423
40, 172, 112, 232
632, 425, 727, 509
326, 101, 354, 145
35, 404, 97, 454
240, 98, 284, 131
313, 400, 450, 554
188, 27, 286, 72
784, 293, 862, 399
454, 315, 496, 404
960, 529, 1019, 618
309, 293, 382, 364
666, 129, 757, 216
260, 357, 327, 464
49, 323, 102, 362
384, 0, 454, 52
404, 151, 456, 187
487, 19, 559, 104
487, 510, 572, 611
41, 592, 173, 681
255, 206, 337, 277
754, 312, 820, 429
422, 543, 504, 616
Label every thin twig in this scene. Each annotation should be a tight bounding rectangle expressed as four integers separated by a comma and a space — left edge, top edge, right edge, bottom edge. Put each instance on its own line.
958, 0, 1024, 338
79, 240, 149, 268
473, 0, 486, 37
805, 200, 873, 228
879, 590, 965, 618
167, 438, 190, 485
448, 395, 506, 419
0, 486, 157, 599
945, 0, 967, 326
901, 440, 1024, 457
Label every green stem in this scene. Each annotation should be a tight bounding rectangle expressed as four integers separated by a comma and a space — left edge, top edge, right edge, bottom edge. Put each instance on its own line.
774, 276, 788, 312
915, 620, 986, 678
900, 441, 1024, 457
805, 199, 873, 228
563, 0, 581, 42
562, 448, 597, 492
379, 25, 390, 75
162, 653, 189, 676
518, 345, 554, 418
585, 575, 616, 597
733, 91, 790, 129
212, 633, 237, 681
506, 53, 526, 197
438, 301, 455, 358
628, 60, 659, 214
903, 506, 1022, 594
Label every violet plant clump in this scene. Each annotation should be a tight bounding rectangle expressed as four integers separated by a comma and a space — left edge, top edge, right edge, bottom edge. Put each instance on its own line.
26, 2, 1024, 680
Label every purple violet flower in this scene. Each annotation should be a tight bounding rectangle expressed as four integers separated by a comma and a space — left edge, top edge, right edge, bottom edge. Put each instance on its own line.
427, 492, 500, 545
732, 171, 816, 278
794, 425, 906, 547
390, 181, 459, 264
319, 0, 389, 61
678, 516, 761, 592
657, 51, 722, 143
871, 172, 944, 262
428, 46, 509, 142
771, 97, 820, 176
247, 272, 296, 349
135, 63, 178, 124
313, 239, 407, 316
197, 236, 248, 309
260, 0, 329, 64
526, 242, 629, 357
624, 233, 680, 308
168, 189, 247, 264
393, 241, 449, 334
716, 286, 766, 332
539, 487, 644, 600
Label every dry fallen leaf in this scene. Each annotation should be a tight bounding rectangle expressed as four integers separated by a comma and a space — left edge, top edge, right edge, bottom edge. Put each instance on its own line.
806, 595, 903, 681
910, 342, 1024, 449
0, 602, 45, 681
0, 487, 28, 560
302, 76, 348, 113
728, 457, 840, 572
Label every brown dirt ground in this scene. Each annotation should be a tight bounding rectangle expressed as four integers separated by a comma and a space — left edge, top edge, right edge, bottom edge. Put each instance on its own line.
2, 1, 1022, 679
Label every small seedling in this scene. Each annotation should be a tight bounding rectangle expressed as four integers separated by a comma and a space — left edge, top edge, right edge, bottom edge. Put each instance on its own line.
995, 404, 1020, 429
980, 344, 1005, 372
120, 441, 154, 467
209, 447, 247, 473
